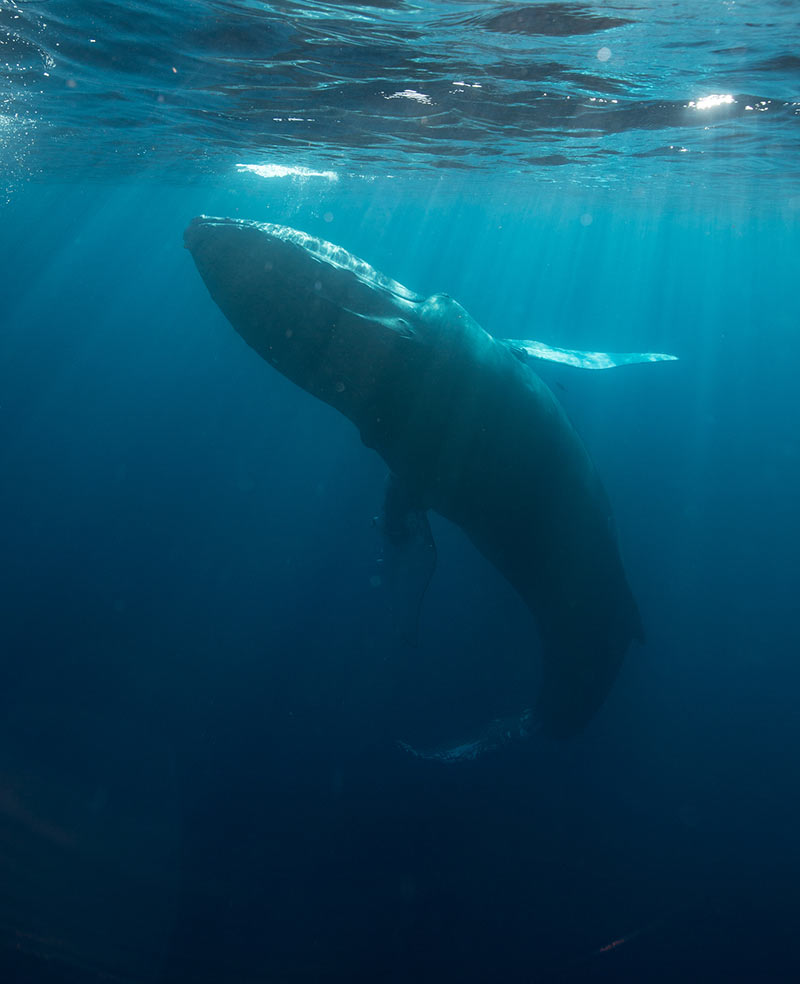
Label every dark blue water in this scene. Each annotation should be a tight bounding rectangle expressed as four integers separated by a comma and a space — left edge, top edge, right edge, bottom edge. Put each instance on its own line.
2, 2, 800, 982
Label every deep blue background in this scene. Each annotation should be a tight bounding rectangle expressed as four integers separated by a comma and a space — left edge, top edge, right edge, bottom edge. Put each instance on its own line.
1, 176, 798, 982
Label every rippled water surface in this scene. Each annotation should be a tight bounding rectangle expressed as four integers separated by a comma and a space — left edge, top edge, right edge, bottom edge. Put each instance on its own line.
2, 0, 799, 194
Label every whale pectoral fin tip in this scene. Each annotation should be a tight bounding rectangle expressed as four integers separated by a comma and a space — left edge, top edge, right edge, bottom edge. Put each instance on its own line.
503, 338, 679, 370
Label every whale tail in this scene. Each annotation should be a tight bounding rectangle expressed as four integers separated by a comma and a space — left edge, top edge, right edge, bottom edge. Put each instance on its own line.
397, 708, 538, 763
396, 575, 644, 761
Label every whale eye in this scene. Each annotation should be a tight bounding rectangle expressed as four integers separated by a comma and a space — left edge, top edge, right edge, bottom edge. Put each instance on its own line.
392, 318, 414, 339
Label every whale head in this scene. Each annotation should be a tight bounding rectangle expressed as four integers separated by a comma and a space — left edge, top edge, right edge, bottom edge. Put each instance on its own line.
184, 216, 428, 422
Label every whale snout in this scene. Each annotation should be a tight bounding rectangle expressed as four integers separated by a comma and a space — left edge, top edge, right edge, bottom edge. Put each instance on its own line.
183, 216, 205, 250
183, 215, 240, 252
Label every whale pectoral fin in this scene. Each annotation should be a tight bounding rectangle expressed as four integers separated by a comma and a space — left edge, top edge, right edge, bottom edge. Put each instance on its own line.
502, 338, 678, 370
375, 474, 437, 647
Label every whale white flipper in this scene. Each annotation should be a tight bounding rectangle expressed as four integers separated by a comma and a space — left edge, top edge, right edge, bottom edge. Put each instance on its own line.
504, 338, 678, 370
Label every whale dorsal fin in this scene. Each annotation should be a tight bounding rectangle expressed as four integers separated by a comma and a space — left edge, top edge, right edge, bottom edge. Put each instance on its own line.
502, 338, 678, 370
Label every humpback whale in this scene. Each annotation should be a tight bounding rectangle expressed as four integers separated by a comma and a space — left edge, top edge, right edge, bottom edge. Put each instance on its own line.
184, 216, 672, 738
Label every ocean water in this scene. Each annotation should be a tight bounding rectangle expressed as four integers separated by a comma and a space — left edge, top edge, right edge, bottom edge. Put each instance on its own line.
1, 1, 799, 982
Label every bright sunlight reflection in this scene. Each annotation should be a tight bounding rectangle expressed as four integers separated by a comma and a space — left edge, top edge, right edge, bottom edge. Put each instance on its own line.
688, 94, 735, 111
236, 164, 339, 181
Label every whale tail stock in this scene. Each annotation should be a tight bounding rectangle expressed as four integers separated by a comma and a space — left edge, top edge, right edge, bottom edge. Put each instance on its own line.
535, 603, 645, 738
